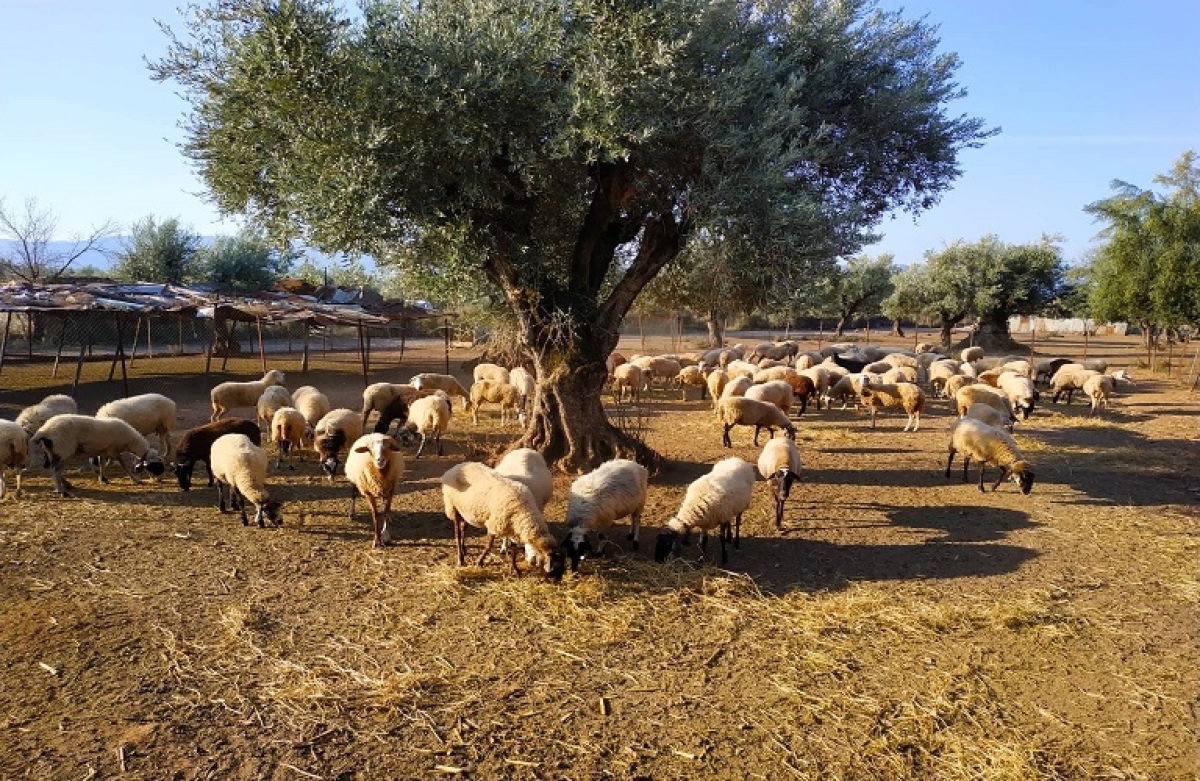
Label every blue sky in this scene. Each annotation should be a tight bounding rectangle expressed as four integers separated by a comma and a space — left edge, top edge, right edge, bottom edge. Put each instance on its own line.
2, 1, 1198, 268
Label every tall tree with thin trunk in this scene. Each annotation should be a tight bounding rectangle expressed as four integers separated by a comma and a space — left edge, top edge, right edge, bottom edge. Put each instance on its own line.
153, 0, 994, 471
0, 197, 117, 283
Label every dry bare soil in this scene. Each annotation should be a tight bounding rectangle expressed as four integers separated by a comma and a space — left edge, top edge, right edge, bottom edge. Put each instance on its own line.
1, 333, 1197, 779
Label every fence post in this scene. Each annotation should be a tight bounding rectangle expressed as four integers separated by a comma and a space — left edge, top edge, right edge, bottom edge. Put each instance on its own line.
358, 321, 369, 388
51, 315, 68, 378
0, 313, 11, 375
72, 332, 89, 396
129, 316, 143, 369
301, 322, 310, 374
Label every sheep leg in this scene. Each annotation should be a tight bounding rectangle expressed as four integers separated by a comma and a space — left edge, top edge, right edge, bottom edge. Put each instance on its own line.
114, 453, 142, 485
414, 434, 428, 459
435, 431, 444, 457
52, 465, 71, 497
368, 495, 386, 548
869, 408, 877, 429
752, 425, 763, 446
698, 531, 709, 561
508, 541, 521, 577
627, 510, 642, 549
977, 463, 988, 493
962, 456, 972, 483
216, 482, 228, 513
452, 511, 467, 566
476, 534, 496, 567
944, 450, 956, 479
734, 512, 742, 549
722, 424, 734, 448
718, 522, 730, 565
234, 488, 251, 525
381, 494, 395, 546
348, 485, 358, 520
991, 467, 1009, 492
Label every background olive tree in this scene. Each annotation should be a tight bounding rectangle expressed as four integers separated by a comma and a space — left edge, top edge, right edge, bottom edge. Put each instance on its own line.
154, 0, 993, 470
113, 216, 203, 284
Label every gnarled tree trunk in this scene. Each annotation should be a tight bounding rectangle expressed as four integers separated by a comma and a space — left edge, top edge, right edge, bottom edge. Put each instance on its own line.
705, 309, 726, 348
967, 310, 1026, 353
937, 312, 967, 348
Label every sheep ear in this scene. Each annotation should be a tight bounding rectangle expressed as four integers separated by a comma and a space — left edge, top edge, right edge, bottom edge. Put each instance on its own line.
352, 445, 370, 453
387, 439, 403, 451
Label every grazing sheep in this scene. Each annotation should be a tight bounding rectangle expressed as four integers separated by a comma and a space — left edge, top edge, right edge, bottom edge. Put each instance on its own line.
441, 461, 565, 580
797, 367, 829, 410
879, 366, 918, 385
723, 359, 759, 381
633, 355, 683, 390
963, 401, 1014, 432
719, 375, 754, 403
1050, 366, 1132, 405
95, 392, 178, 459
718, 397, 796, 448
754, 367, 816, 414
605, 351, 628, 377
292, 385, 332, 429
31, 414, 165, 496
1081, 373, 1128, 415
257, 385, 293, 429
859, 381, 926, 431
928, 361, 963, 397
996, 372, 1038, 420
344, 433, 405, 548
955, 384, 1015, 422
362, 382, 432, 427
173, 418, 262, 490
397, 392, 452, 457
0, 420, 28, 499
472, 362, 511, 385
961, 346, 985, 363
495, 448, 553, 511
943, 373, 978, 400
312, 408, 365, 479
655, 457, 756, 566
16, 394, 78, 436
508, 367, 537, 413
945, 418, 1034, 494
209, 433, 284, 526
1034, 357, 1075, 387
744, 379, 795, 415
561, 459, 650, 571
372, 394, 411, 437
270, 407, 308, 469
706, 368, 730, 411
825, 372, 878, 409
676, 365, 708, 400
408, 374, 470, 409
468, 379, 522, 426
757, 437, 801, 531
612, 363, 644, 403
210, 370, 286, 422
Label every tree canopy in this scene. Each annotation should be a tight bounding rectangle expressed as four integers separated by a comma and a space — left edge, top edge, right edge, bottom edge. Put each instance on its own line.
1085, 151, 1200, 344
201, 228, 295, 292
882, 235, 1064, 348
154, 0, 993, 470
113, 216, 203, 284
825, 253, 897, 336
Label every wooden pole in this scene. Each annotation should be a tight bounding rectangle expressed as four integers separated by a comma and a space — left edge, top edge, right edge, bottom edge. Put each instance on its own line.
204, 314, 217, 381
399, 317, 407, 365
357, 321, 369, 388
301, 321, 310, 374
51, 315, 68, 378
0, 313, 11, 374
72, 333, 89, 396
1186, 342, 1200, 391
443, 318, 450, 375
115, 316, 130, 397
128, 315, 143, 369
221, 319, 234, 372
1083, 319, 1089, 359
256, 316, 267, 373
178, 314, 185, 356
146, 313, 153, 359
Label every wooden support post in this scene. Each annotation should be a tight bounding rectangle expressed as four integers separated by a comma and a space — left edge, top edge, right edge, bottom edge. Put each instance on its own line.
0, 313, 11, 375
1083, 319, 1089, 360
204, 313, 218, 380
399, 318, 407, 365
146, 314, 153, 359
178, 314, 185, 356
256, 316, 267, 373
51, 316, 68, 378
221, 319, 234, 372
128, 315, 143, 369
443, 318, 450, 375
72, 334, 89, 396
357, 321, 369, 388
301, 322, 310, 374
115, 316, 130, 396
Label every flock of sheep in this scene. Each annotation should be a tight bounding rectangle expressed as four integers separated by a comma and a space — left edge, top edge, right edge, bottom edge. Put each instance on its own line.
0, 337, 1134, 580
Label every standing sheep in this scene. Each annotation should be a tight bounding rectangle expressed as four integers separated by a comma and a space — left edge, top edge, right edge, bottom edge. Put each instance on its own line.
344, 433, 405, 548
963, 402, 1014, 432
210, 370, 286, 422
17, 394, 78, 436
31, 415, 166, 496
859, 381, 926, 431
945, 418, 1035, 494
397, 392, 453, 457
257, 385, 293, 430
561, 459, 650, 571
408, 374, 470, 410
495, 448, 553, 510
0, 420, 28, 499
744, 379, 795, 415
270, 407, 308, 469
655, 457, 756, 566
718, 397, 796, 448
441, 461, 565, 580
292, 385, 332, 430
312, 408, 365, 479
95, 393, 178, 459
757, 437, 802, 531
612, 363, 644, 403
468, 380, 522, 426
209, 433, 284, 526
508, 367, 537, 413
362, 382, 432, 427
472, 363, 511, 385
172, 418, 262, 490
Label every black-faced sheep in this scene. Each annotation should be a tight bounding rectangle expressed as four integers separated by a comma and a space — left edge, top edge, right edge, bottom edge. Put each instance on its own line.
173, 418, 262, 490
31, 414, 166, 496
757, 436, 802, 531
655, 457, 756, 566
361, 382, 432, 427
396, 392, 452, 457
718, 397, 796, 448
561, 458, 650, 571
945, 418, 1034, 494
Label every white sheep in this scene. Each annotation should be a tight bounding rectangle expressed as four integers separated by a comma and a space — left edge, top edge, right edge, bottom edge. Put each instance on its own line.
744, 379, 795, 415
30, 414, 165, 496
955, 384, 1016, 422
362, 382, 432, 427
632, 355, 683, 391
95, 392, 178, 459
757, 437, 801, 531
472, 362, 511, 386
16, 394, 78, 436
1050, 366, 1132, 405
0, 419, 28, 499
612, 363, 644, 403
408, 374, 471, 409
996, 372, 1038, 420
270, 407, 308, 468
655, 457, 756, 565
257, 385, 293, 430
561, 458, 650, 571
676, 365, 707, 400
718, 396, 796, 447
859, 381, 926, 431
344, 433, 405, 548
508, 366, 537, 413
963, 401, 1013, 432
706, 368, 730, 411
945, 418, 1034, 494
961, 346, 985, 363
312, 408, 364, 478
292, 385, 332, 429
210, 370, 286, 422
397, 392, 452, 457
943, 374, 977, 399
494, 448, 553, 510
209, 433, 284, 526
1081, 373, 1127, 416
468, 379, 522, 426
441, 461, 565, 580
719, 375, 754, 403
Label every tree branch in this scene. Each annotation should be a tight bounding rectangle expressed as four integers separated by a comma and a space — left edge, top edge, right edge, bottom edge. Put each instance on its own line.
571, 161, 635, 297
598, 211, 684, 335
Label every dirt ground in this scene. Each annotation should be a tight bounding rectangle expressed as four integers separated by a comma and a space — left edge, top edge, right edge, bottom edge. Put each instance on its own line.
0, 331, 1197, 779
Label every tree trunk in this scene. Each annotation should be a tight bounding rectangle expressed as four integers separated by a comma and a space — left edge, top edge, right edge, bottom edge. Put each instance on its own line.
518, 356, 661, 474
705, 310, 725, 348
835, 316, 848, 337
938, 318, 955, 348
890, 320, 905, 337
968, 311, 1025, 353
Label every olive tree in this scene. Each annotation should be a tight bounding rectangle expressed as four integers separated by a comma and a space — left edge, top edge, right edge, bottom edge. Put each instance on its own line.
828, 253, 897, 336
153, 0, 993, 470
113, 216, 203, 284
